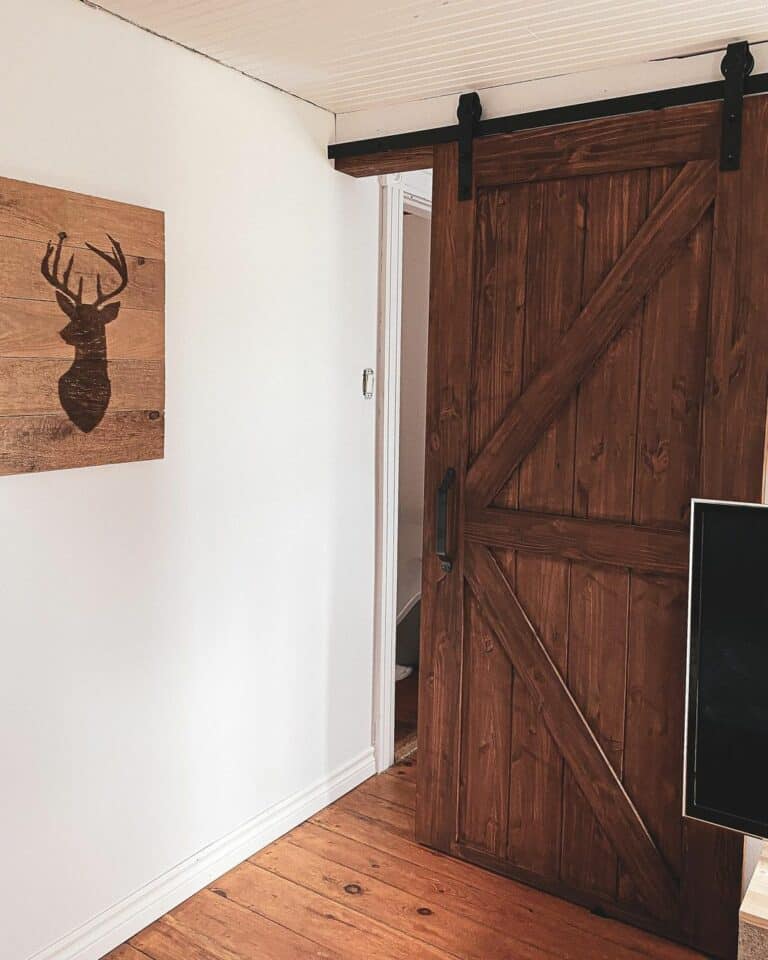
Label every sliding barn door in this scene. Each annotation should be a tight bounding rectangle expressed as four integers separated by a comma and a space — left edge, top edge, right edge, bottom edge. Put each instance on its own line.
416, 97, 768, 959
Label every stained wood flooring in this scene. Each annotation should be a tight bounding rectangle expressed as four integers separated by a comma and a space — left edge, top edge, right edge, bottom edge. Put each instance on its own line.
394, 670, 419, 762
105, 756, 705, 960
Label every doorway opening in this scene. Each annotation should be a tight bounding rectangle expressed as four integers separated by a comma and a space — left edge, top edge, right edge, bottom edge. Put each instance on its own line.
372, 169, 432, 771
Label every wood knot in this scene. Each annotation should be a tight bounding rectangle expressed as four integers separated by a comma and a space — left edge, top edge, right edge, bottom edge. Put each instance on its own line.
417, 907, 433, 916
642, 439, 669, 477
344, 883, 362, 895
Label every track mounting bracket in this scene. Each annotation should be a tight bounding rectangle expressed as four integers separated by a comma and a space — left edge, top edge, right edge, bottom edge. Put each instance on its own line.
720, 40, 754, 171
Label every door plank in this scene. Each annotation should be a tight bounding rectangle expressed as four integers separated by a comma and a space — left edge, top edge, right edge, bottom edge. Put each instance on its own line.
213, 860, 455, 960
618, 163, 713, 912
475, 102, 718, 186
464, 541, 679, 920
504, 175, 586, 876
416, 142, 474, 852
701, 96, 768, 505
465, 160, 717, 508
466, 508, 688, 576
632, 166, 712, 531
459, 183, 527, 859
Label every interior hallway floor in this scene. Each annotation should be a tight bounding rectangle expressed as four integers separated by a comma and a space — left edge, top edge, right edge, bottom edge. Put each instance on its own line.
106, 756, 706, 960
394, 669, 419, 762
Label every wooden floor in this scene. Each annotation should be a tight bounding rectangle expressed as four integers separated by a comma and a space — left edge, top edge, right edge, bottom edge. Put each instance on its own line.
394, 670, 419, 762
106, 756, 706, 960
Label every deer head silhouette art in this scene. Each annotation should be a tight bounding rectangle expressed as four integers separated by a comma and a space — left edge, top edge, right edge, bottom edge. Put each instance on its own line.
41, 231, 128, 433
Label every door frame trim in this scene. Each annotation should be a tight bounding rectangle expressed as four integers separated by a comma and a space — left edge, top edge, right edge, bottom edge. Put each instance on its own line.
372, 172, 404, 773
372, 172, 432, 772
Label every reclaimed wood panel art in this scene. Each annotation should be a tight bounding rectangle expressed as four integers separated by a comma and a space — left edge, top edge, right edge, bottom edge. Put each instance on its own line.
0, 176, 164, 475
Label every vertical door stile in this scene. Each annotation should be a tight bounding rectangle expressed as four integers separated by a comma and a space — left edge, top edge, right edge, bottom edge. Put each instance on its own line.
416, 142, 476, 852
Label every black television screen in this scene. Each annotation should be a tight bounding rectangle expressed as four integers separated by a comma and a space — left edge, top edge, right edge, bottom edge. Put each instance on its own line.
686, 499, 768, 838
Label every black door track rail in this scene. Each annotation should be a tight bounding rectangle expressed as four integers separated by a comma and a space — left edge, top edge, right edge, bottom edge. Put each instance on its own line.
328, 41, 766, 199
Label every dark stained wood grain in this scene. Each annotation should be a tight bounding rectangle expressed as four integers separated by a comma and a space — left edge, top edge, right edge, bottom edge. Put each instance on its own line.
464, 542, 679, 921
417, 97, 763, 959
415, 142, 473, 852
465, 160, 717, 509
334, 145, 433, 177
466, 508, 689, 576
616, 164, 710, 915
561, 167, 649, 899
458, 602, 513, 857
0, 410, 164, 476
701, 96, 768, 504
459, 183, 527, 861
507, 174, 586, 877
633, 166, 712, 529
475, 102, 718, 187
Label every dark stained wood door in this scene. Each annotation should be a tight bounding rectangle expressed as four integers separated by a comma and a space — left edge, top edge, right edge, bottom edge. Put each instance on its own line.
416, 97, 768, 960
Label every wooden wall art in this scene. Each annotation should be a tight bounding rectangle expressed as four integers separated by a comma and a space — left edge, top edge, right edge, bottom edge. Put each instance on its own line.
0, 176, 164, 475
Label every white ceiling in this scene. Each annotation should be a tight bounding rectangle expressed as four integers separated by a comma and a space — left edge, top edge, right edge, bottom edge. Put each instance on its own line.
89, 0, 768, 115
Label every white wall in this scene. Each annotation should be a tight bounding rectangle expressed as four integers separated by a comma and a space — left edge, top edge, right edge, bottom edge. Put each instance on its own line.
0, 3, 379, 959
396, 212, 431, 619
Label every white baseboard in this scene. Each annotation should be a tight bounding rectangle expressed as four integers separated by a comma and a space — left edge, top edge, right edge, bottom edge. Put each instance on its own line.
30, 747, 376, 960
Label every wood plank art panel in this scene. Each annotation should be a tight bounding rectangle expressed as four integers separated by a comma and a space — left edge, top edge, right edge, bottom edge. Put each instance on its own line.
0, 176, 165, 476
419, 98, 768, 960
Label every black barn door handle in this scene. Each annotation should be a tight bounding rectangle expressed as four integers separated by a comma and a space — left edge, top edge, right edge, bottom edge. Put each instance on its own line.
436, 468, 456, 572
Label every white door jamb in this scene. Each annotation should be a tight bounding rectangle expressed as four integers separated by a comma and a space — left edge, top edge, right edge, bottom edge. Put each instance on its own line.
372, 173, 404, 773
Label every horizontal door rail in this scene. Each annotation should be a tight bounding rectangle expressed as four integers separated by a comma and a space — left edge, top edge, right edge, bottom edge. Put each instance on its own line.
465, 507, 689, 577
328, 71, 768, 162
